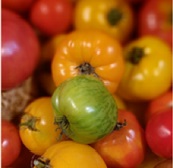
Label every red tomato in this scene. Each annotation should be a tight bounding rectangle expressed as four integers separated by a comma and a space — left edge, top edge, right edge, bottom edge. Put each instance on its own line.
138, 0, 172, 48
145, 90, 172, 123
92, 109, 146, 168
2, 120, 22, 167
30, 0, 74, 36
145, 108, 172, 159
2, 0, 35, 13
2, 8, 40, 90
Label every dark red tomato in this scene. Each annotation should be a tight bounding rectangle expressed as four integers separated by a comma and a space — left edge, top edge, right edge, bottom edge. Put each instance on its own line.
145, 90, 172, 124
92, 109, 146, 168
30, 0, 74, 36
2, 0, 35, 13
138, 0, 172, 48
2, 120, 22, 167
145, 108, 172, 159
2, 9, 40, 90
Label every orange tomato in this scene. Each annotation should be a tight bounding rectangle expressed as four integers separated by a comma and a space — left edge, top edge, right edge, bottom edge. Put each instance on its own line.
51, 30, 124, 93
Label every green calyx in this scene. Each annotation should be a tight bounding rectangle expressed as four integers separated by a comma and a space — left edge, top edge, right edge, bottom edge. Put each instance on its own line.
127, 47, 145, 64
20, 114, 39, 131
107, 8, 123, 26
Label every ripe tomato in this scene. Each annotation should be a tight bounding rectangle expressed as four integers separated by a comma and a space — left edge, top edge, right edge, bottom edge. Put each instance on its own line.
145, 108, 172, 159
117, 36, 172, 101
33, 141, 107, 168
30, 0, 74, 36
2, 0, 34, 13
19, 97, 67, 156
2, 8, 40, 90
51, 30, 124, 93
2, 120, 22, 167
52, 75, 118, 144
145, 90, 172, 123
92, 109, 146, 168
74, 0, 134, 43
138, 0, 172, 48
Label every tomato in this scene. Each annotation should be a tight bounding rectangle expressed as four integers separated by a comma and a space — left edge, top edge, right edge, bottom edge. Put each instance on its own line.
113, 94, 127, 110
145, 90, 172, 123
51, 30, 124, 93
2, 8, 40, 90
19, 97, 67, 156
92, 109, 146, 168
74, 0, 134, 43
117, 36, 172, 101
2, 120, 22, 167
2, 0, 34, 13
33, 141, 107, 168
145, 108, 172, 158
52, 75, 118, 144
138, 0, 172, 48
30, 0, 74, 36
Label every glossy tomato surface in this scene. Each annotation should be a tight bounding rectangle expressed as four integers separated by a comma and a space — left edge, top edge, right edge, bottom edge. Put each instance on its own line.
51, 30, 124, 93
145, 108, 172, 158
145, 90, 172, 123
2, 9, 40, 90
138, 0, 172, 48
92, 109, 146, 168
2, 120, 22, 167
30, 0, 74, 36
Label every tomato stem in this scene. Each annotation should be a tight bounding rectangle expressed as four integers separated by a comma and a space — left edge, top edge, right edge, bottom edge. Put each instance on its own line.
76, 62, 98, 77
20, 114, 39, 131
33, 157, 51, 168
107, 8, 123, 26
114, 119, 127, 130
127, 47, 145, 64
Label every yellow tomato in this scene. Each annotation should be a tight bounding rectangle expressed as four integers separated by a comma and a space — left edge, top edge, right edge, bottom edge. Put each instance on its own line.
113, 95, 126, 109
74, 0, 134, 43
19, 97, 67, 155
33, 140, 107, 168
51, 30, 124, 93
117, 36, 172, 101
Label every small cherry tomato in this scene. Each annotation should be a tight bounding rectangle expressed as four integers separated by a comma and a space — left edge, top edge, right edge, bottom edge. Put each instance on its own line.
74, 0, 134, 43
2, 120, 22, 167
19, 97, 67, 155
33, 141, 107, 168
30, 0, 74, 36
145, 108, 172, 159
51, 30, 124, 93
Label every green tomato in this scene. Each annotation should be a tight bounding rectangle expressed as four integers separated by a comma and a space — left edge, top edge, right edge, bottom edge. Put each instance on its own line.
52, 75, 118, 144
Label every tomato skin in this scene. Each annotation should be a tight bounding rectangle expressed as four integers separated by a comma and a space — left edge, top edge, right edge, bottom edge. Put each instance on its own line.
74, 0, 134, 43
30, 0, 74, 36
33, 141, 107, 168
138, 0, 172, 48
52, 75, 118, 144
2, 8, 40, 90
145, 108, 172, 159
145, 90, 172, 123
92, 109, 146, 168
51, 30, 124, 93
2, 120, 22, 167
117, 36, 172, 101
19, 97, 67, 155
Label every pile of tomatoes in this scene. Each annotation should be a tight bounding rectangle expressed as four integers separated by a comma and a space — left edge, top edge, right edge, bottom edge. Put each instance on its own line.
1, 0, 172, 167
